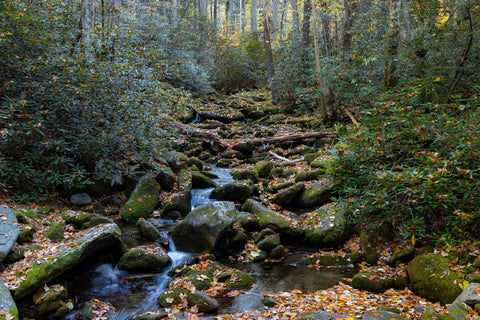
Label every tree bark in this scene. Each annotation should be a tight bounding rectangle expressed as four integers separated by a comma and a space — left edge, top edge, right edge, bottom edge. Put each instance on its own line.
290, 0, 300, 33
343, 0, 356, 56
82, 0, 95, 61
301, 0, 312, 81
262, 5, 278, 103
251, 0, 258, 30
383, 0, 400, 91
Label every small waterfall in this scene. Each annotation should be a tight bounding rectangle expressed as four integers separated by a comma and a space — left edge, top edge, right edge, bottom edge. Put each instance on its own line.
190, 166, 234, 209
192, 112, 201, 123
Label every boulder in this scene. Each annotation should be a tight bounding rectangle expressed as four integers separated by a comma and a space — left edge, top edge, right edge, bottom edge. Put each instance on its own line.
351, 271, 395, 293
304, 203, 353, 248
231, 169, 259, 182
254, 161, 275, 178
225, 270, 254, 288
242, 200, 304, 237
121, 175, 160, 223
297, 253, 361, 266
178, 169, 193, 191
274, 183, 305, 206
13, 223, 122, 299
155, 167, 175, 191
448, 283, 480, 319
117, 244, 171, 272
257, 234, 280, 250
407, 254, 462, 304
158, 287, 189, 308
296, 181, 333, 208
295, 170, 322, 182
131, 309, 168, 320
61, 210, 95, 228
232, 141, 255, 156
192, 172, 216, 189
0, 205, 19, 263
70, 193, 92, 206
136, 218, 167, 242
0, 278, 18, 320
209, 182, 255, 202
81, 216, 114, 229
360, 230, 378, 265
160, 191, 192, 218
170, 201, 237, 253
388, 246, 415, 267
187, 157, 204, 171
45, 223, 64, 242
33, 284, 67, 315
186, 291, 219, 312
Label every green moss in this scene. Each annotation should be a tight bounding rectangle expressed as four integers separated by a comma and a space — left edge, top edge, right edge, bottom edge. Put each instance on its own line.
298, 252, 361, 266
254, 161, 275, 178
351, 271, 395, 293
294, 170, 322, 182
210, 182, 255, 202
231, 169, 259, 182
46, 223, 64, 242
360, 230, 378, 265
121, 176, 160, 223
226, 270, 254, 288
61, 210, 94, 227
178, 169, 192, 191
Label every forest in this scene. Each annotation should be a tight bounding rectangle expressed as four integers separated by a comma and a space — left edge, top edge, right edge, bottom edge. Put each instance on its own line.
0, 0, 479, 319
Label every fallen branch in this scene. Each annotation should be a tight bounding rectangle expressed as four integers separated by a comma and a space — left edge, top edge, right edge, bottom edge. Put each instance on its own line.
253, 131, 339, 145
268, 151, 305, 165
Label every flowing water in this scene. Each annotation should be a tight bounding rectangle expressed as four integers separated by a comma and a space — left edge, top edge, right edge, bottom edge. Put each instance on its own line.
63, 166, 355, 319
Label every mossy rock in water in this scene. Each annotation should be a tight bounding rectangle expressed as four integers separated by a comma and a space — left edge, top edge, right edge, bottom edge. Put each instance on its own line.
187, 157, 204, 171
304, 203, 353, 248
254, 161, 275, 178
136, 218, 164, 242
178, 169, 192, 191
209, 181, 255, 202
160, 191, 192, 218
222, 150, 246, 160
295, 170, 322, 182
270, 245, 286, 260
226, 270, 254, 288
407, 255, 462, 304
61, 210, 94, 228
360, 230, 378, 266
231, 169, 259, 182
130, 309, 168, 320
253, 228, 276, 243
158, 287, 189, 307
192, 172, 216, 189
46, 223, 64, 242
273, 183, 305, 206
242, 199, 304, 238
297, 252, 361, 266
296, 181, 332, 208
121, 175, 160, 223
183, 270, 215, 290
257, 234, 280, 250
351, 271, 395, 293
33, 284, 67, 315
117, 244, 171, 272
186, 291, 219, 313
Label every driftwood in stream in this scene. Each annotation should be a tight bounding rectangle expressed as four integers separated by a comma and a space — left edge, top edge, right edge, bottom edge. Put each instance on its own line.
170, 121, 338, 150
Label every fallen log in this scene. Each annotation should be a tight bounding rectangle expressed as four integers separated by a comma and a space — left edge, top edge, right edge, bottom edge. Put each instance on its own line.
252, 131, 339, 145
169, 121, 232, 149
268, 151, 305, 165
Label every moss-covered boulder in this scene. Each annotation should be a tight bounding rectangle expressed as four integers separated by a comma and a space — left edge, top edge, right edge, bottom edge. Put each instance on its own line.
136, 218, 167, 242
117, 244, 171, 272
296, 181, 333, 208
274, 183, 305, 206
186, 291, 219, 313
270, 181, 295, 192
171, 201, 237, 253
360, 230, 378, 266
33, 284, 67, 315
130, 309, 168, 320
0, 205, 19, 263
304, 203, 353, 248
178, 169, 192, 192
388, 246, 415, 267
158, 287, 189, 308
297, 253, 361, 266
421, 306, 457, 320
257, 234, 281, 250
254, 161, 275, 178
61, 210, 95, 228
0, 278, 18, 320
351, 271, 395, 293
192, 172, 216, 188
407, 254, 462, 304
225, 270, 254, 288
121, 175, 160, 223
295, 170, 322, 182
304, 153, 322, 164
232, 141, 255, 156
216, 159, 234, 167
81, 216, 114, 229
17, 224, 36, 244
231, 169, 259, 182
160, 191, 192, 218
163, 151, 187, 173
209, 182, 255, 202
242, 200, 304, 238
155, 167, 175, 191
187, 157, 204, 171
14, 223, 122, 300
46, 223, 64, 242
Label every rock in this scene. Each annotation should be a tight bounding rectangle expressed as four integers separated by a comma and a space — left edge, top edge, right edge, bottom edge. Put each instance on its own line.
388, 246, 415, 267
45, 223, 64, 242
192, 172, 216, 188
70, 193, 92, 206
222, 149, 246, 160
178, 169, 192, 192
362, 310, 409, 319
216, 159, 234, 167
82, 215, 114, 229
360, 230, 378, 265
225, 270, 254, 288
130, 309, 168, 320
186, 291, 219, 312
231, 169, 259, 182
254, 161, 275, 178
16, 224, 36, 244
242, 200, 304, 238
117, 244, 171, 271
262, 297, 276, 307
0, 205, 19, 263
232, 141, 255, 156
0, 278, 18, 320
163, 151, 187, 173
274, 183, 305, 206
296, 181, 333, 208
13, 223, 122, 299
257, 234, 280, 250
61, 210, 95, 228
270, 181, 295, 192
422, 306, 457, 320
32, 284, 67, 315
121, 175, 160, 223
136, 218, 166, 242
304, 153, 322, 164
351, 271, 395, 293
81, 299, 115, 320
407, 254, 462, 304
448, 283, 480, 317
253, 228, 276, 243
160, 191, 192, 218
269, 245, 286, 259
158, 287, 189, 307
187, 157, 204, 171
304, 203, 353, 248
297, 252, 361, 266
209, 182, 255, 202
171, 201, 237, 253
295, 170, 322, 182
155, 167, 175, 191
4, 245, 43, 265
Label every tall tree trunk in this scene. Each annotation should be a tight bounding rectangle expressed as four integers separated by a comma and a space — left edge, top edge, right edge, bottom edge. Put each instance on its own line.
262, 6, 278, 103
200, 0, 208, 15
213, 0, 218, 28
251, 0, 258, 30
82, 0, 95, 61
272, 0, 278, 40
301, 0, 312, 82
343, 0, 357, 57
383, 0, 400, 91
290, 0, 299, 33
319, 1, 332, 56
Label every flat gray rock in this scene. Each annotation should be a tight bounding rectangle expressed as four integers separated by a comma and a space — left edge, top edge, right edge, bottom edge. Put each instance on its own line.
0, 205, 19, 263
0, 278, 18, 320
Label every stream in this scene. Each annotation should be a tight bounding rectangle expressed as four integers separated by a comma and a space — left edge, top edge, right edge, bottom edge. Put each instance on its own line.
64, 166, 356, 319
